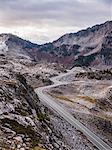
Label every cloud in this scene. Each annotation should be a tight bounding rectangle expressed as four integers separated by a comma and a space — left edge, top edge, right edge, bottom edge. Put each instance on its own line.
100, 0, 112, 4
0, 0, 111, 43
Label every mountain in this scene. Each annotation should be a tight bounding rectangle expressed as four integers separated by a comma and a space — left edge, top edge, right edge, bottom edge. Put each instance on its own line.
38, 21, 112, 67
0, 33, 57, 63
0, 21, 112, 67
0, 22, 112, 149
0, 33, 40, 60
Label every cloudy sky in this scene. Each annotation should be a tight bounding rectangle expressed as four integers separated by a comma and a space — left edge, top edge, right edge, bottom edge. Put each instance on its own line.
0, 0, 111, 44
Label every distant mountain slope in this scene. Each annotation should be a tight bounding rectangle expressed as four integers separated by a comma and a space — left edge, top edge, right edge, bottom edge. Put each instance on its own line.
39, 21, 112, 67
0, 33, 39, 60
0, 33, 58, 63
0, 21, 112, 67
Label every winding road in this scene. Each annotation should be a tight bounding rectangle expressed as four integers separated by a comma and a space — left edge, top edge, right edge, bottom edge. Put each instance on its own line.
35, 68, 112, 150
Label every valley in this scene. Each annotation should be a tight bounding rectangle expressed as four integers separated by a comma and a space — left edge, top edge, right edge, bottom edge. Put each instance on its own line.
47, 68, 112, 147
0, 21, 112, 150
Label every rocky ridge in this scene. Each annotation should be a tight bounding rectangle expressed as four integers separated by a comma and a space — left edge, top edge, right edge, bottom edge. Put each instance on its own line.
0, 21, 112, 68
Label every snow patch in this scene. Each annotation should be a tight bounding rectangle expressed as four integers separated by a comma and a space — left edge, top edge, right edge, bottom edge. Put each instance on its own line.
0, 41, 8, 53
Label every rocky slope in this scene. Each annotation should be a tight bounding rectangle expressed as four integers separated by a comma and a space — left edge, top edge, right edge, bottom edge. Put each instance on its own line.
0, 55, 99, 150
0, 34, 59, 63
0, 56, 70, 150
39, 21, 112, 67
0, 34, 39, 60
0, 21, 112, 68
48, 68, 112, 146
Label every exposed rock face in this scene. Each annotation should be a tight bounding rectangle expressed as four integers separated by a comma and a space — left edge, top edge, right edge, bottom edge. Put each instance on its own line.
0, 21, 111, 68
0, 34, 39, 60
39, 21, 112, 67
0, 57, 69, 150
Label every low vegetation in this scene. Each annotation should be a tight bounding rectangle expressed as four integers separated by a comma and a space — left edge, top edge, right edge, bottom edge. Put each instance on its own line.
75, 68, 112, 80
31, 147, 46, 150
50, 93, 74, 103
77, 95, 97, 103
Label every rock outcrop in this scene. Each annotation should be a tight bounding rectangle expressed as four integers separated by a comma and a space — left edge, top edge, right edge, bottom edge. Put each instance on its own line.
0, 57, 69, 150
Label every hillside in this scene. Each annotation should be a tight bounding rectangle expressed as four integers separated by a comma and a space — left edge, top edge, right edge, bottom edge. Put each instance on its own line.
39, 21, 112, 67
0, 55, 98, 150
0, 21, 111, 68
0, 21, 111, 149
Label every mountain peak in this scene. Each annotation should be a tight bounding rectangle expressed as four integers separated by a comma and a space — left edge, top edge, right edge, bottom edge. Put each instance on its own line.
38, 21, 112, 67
53, 20, 112, 46
0, 33, 39, 60
0, 33, 18, 40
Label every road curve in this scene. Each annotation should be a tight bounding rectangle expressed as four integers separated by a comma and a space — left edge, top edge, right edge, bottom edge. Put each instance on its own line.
35, 68, 112, 150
